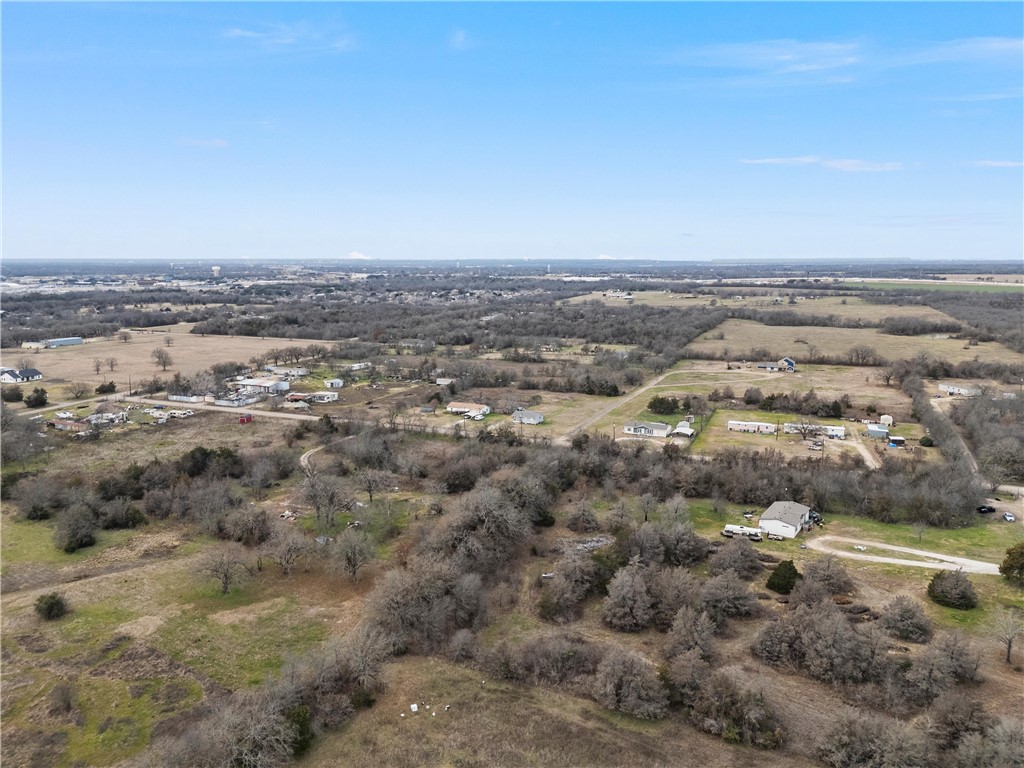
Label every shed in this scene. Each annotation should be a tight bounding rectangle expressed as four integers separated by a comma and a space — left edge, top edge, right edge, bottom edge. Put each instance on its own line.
45, 337, 84, 348
324, 378, 345, 389
758, 501, 811, 539
879, 415, 894, 427
866, 424, 889, 440
239, 413, 253, 424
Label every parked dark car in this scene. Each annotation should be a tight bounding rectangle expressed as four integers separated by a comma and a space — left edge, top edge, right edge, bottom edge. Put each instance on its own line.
977, 505, 996, 514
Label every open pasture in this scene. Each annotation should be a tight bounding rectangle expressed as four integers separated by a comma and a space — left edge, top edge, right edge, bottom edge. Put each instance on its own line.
685, 319, 1023, 364
567, 291, 962, 324
840, 280, 1024, 294
934, 273, 1024, 284
0, 328, 304, 402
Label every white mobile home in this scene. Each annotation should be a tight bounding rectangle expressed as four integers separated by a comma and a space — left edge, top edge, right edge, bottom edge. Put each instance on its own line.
235, 377, 290, 394
727, 420, 776, 434
446, 402, 491, 415
939, 383, 982, 397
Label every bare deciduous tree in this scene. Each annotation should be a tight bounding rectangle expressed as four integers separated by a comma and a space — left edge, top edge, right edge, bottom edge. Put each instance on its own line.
592, 648, 668, 720
92, 358, 103, 375
357, 468, 393, 503
67, 382, 90, 399
989, 606, 1024, 664
105, 357, 118, 372
152, 348, 173, 371
118, 331, 131, 343
200, 546, 248, 595
333, 528, 375, 581
303, 473, 351, 532
603, 559, 654, 632
265, 528, 311, 576
708, 537, 763, 580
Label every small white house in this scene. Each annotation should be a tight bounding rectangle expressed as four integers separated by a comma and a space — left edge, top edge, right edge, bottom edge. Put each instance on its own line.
0, 368, 44, 384
879, 415, 894, 427
757, 357, 796, 373
324, 378, 345, 389
758, 501, 811, 539
623, 421, 671, 438
512, 410, 544, 425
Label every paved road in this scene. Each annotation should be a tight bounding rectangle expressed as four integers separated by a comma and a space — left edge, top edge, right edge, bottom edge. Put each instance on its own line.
806, 535, 1000, 575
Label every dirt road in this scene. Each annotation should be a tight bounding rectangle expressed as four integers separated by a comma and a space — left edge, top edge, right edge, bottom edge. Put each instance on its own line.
126, 396, 320, 422
806, 535, 1000, 575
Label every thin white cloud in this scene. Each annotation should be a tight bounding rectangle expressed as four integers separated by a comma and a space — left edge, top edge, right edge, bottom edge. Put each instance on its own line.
669, 36, 1022, 88
179, 138, 229, 149
822, 159, 903, 173
676, 40, 861, 76
970, 160, 1023, 168
741, 156, 820, 165
899, 36, 1023, 66
348, 251, 373, 260
933, 90, 1022, 102
741, 156, 902, 172
222, 22, 357, 53
223, 28, 263, 40
449, 28, 474, 51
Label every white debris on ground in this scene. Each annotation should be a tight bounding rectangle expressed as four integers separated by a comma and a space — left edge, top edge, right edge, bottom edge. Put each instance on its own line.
403, 702, 451, 719
555, 535, 614, 554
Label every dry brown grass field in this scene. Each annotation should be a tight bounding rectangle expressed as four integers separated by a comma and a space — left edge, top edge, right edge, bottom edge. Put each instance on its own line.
934, 273, 1024, 284
568, 291, 962, 323
303, 654, 818, 768
686, 319, 1023, 365
0, 327, 303, 402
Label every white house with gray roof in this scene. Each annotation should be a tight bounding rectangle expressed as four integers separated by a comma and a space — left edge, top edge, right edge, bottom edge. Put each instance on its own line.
623, 421, 671, 438
512, 410, 544, 425
758, 501, 811, 539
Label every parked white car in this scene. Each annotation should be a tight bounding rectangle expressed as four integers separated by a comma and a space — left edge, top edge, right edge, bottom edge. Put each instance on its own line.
1004, 512, 1017, 523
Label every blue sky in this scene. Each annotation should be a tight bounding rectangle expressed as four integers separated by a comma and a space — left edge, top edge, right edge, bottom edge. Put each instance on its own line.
3, 2, 1022, 262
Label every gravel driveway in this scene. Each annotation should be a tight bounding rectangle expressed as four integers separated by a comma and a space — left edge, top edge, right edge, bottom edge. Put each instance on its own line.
805, 535, 1000, 575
